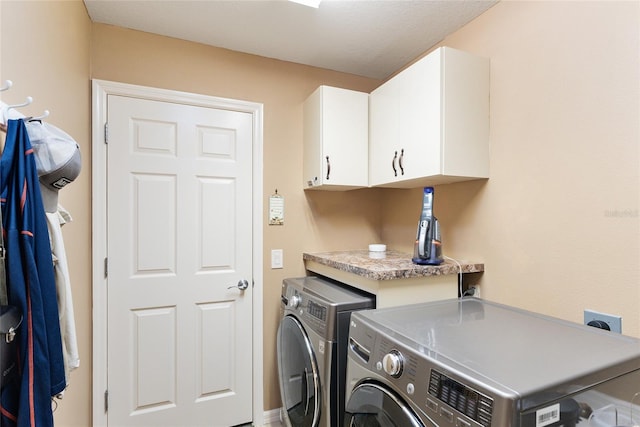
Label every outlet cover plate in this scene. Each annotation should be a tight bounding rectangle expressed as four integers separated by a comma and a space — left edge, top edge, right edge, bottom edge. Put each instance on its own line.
271, 249, 283, 269
584, 309, 622, 333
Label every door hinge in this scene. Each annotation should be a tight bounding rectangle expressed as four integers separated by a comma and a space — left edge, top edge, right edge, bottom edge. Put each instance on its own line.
104, 122, 109, 144
104, 389, 109, 412
104, 257, 108, 278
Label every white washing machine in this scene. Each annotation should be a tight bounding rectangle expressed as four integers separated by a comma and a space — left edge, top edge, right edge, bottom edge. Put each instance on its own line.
277, 276, 375, 427
344, 298, 640, 427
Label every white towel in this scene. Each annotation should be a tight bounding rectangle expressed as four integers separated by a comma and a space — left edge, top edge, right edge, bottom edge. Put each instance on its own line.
46, 205, 80, 387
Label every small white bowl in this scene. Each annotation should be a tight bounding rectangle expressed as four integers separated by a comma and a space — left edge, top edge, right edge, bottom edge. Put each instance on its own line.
369, 251, 386, 259
368, 244, 386, 252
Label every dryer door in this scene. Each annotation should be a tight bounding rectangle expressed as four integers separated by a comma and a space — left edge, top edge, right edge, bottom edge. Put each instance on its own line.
277, 315, 321, 426
344, 382, 429, 427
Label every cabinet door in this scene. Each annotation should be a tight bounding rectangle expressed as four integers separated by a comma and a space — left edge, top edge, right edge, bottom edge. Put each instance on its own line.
369, 76, 399, 187
369, 47, 489, 188
303, 87, 323, 187
303, 86, 368, 190
369, 53, 442, 187
396, 50, 442, 183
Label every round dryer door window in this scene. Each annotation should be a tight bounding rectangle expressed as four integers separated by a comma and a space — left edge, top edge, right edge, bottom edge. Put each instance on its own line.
277, 315, 321, 426
344, 382, 428, 427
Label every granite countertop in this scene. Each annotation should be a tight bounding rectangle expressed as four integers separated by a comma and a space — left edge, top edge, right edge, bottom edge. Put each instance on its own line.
303, 250, 484, 281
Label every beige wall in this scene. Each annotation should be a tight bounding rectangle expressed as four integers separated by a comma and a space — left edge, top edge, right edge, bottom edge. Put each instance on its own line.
381, 0, 640, 337
1, 0, 639, 424
90, 23, 383, 413
0, 1, 92, 425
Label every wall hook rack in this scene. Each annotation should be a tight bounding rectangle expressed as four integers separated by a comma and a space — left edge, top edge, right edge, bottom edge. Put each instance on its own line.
0, 80, 13, 92
7, 96, 33, 111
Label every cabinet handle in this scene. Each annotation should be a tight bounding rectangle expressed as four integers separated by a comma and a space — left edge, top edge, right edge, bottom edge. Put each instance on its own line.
392, 151, 398, 177
326, 156, 331, 180
399, 148, 404, 176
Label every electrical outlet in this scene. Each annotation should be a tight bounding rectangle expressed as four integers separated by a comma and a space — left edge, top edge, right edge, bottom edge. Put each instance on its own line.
462, 286, 480, 298
584, 309, 622, 333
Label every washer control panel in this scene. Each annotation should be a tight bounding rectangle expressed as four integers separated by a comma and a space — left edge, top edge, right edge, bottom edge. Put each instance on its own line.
348, 315, 494, 427
382, 350, 404, 377
428, 369, 493, 427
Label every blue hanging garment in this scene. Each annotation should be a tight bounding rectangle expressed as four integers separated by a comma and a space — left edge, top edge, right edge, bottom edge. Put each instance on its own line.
0, 119, 66, 427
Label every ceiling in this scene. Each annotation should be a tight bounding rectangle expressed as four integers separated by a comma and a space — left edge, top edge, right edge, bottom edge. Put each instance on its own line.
83, 0, 497, 80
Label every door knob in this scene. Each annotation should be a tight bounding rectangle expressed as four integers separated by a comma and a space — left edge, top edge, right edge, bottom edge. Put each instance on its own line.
228, 279, 249, 291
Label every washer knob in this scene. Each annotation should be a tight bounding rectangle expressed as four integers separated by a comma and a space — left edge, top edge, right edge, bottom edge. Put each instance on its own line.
382, 350, 403, 377
288, 294, 301, 309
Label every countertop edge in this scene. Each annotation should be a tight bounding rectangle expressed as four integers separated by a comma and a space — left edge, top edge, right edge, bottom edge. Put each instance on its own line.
303, 251, 484, 281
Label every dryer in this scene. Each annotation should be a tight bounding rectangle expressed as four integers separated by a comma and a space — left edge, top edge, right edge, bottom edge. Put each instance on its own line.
277, 276, 374, 427
344, 298, 640, 427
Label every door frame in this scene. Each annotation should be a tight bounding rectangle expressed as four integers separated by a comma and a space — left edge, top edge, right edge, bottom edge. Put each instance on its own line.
91, 79, 264, 426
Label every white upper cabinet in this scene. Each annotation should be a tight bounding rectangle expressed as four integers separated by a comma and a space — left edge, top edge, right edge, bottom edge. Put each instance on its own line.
303, 85, 369, 190
369, 47, 490, 188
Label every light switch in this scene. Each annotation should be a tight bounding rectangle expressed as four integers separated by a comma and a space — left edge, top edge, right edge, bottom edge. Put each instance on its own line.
271, 249, 284, 269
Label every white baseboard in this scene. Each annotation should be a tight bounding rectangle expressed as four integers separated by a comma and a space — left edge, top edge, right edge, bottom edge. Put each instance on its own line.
262, 408, 282, 425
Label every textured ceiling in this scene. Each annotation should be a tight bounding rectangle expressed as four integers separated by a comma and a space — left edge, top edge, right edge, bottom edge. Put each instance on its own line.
84, 0, 497, 80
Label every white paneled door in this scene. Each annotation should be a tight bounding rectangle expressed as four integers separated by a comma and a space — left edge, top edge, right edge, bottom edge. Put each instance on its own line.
105, 95, 253, 426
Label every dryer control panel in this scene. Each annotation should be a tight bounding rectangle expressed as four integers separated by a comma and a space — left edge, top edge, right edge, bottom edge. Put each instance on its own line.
281, 287, 330, 337
307, 300, 327, 322
281, 276, 374, 342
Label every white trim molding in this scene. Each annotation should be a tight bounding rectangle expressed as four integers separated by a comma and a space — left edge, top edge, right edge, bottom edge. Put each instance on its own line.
91, 79, 264, 426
